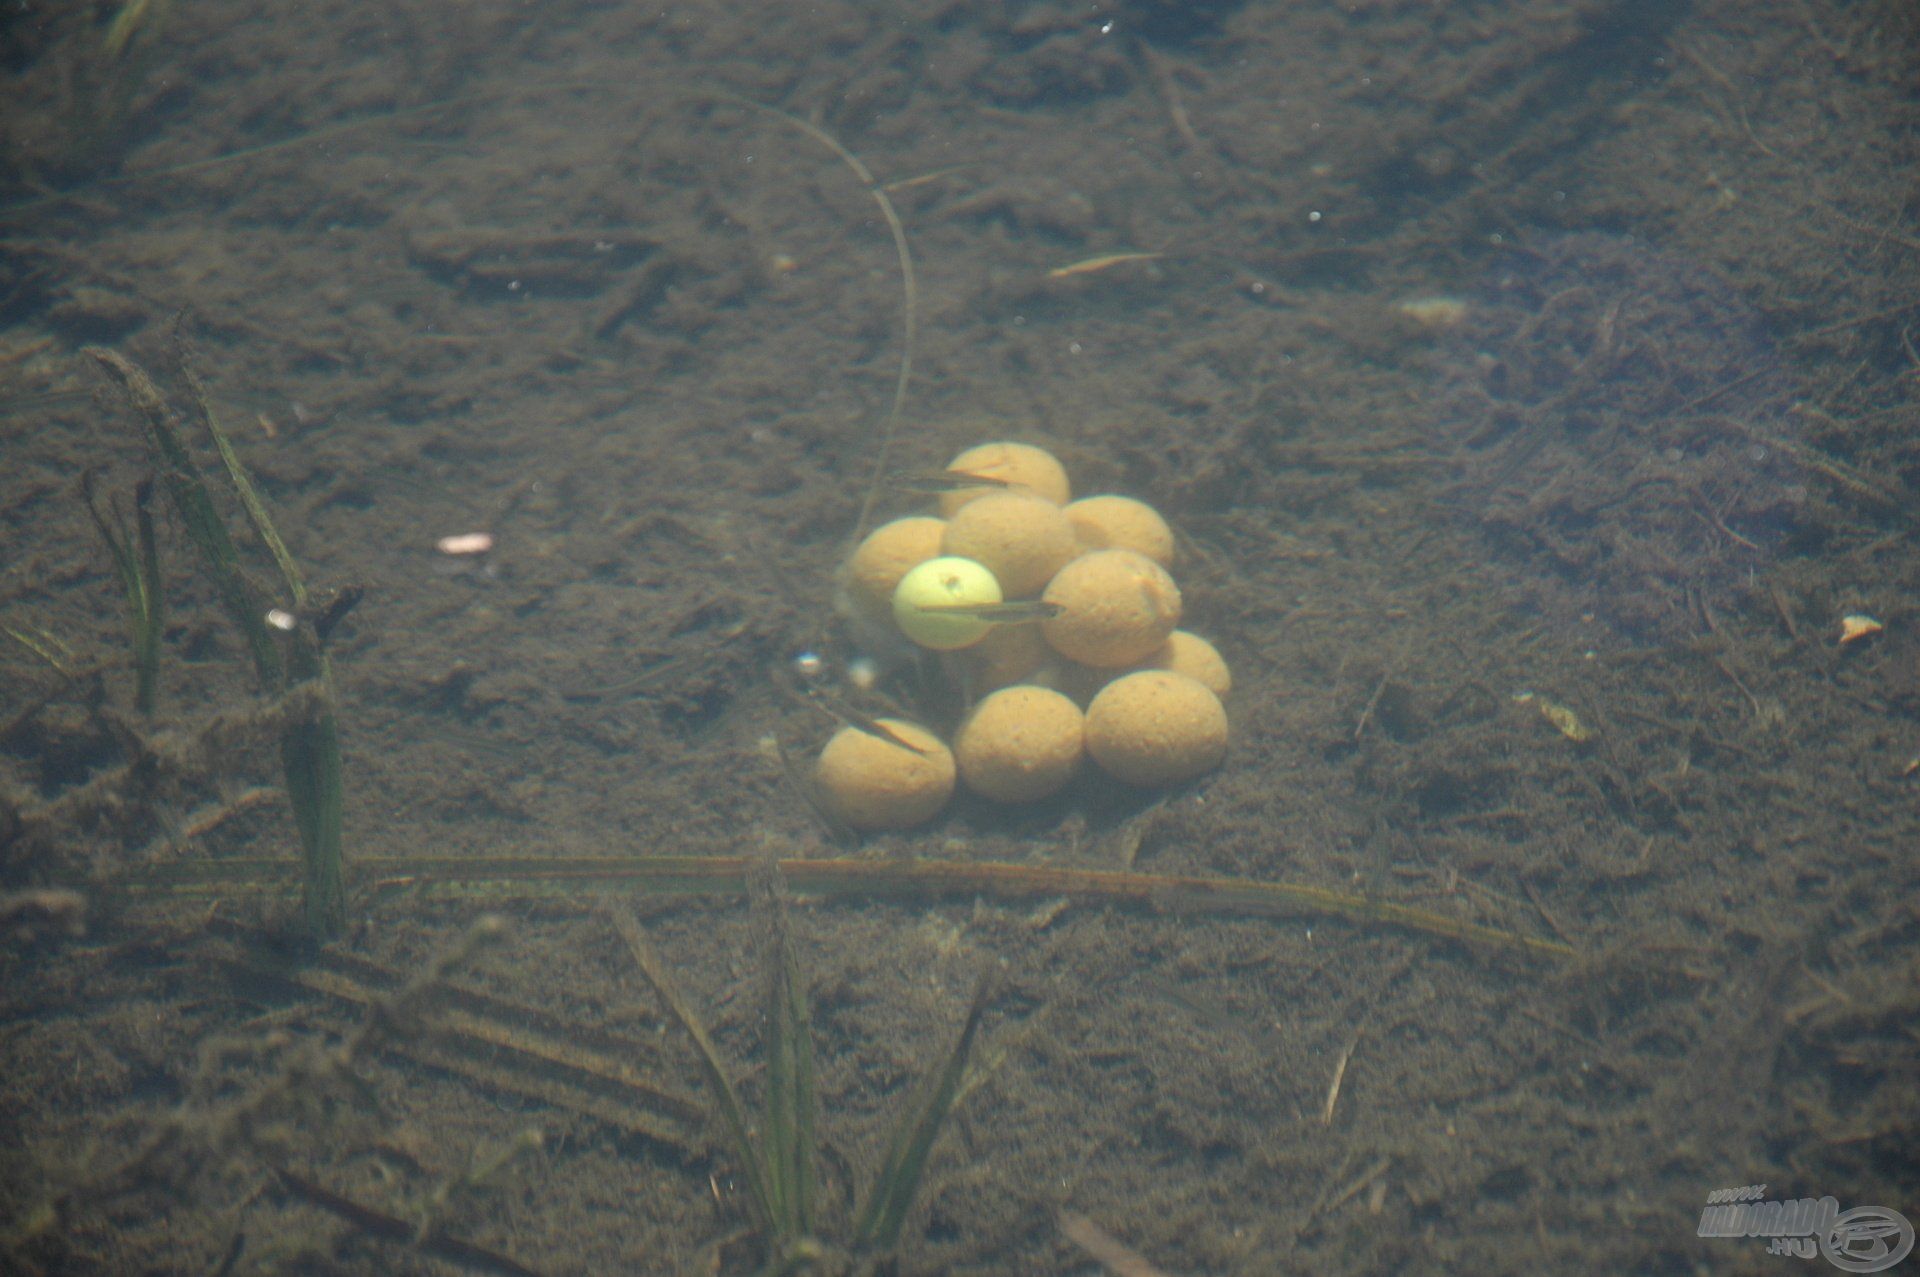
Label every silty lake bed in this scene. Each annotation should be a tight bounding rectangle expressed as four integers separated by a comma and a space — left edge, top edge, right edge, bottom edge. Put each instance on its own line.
1, 1, 1916, 1272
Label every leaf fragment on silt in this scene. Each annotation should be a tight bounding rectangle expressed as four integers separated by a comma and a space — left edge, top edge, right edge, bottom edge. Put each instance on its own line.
1838, 613, 1883, 646
1513, 691, 1591, 742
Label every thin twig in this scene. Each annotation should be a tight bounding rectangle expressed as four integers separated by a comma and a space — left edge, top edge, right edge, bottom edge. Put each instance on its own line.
1322, 1030, 1361, 1126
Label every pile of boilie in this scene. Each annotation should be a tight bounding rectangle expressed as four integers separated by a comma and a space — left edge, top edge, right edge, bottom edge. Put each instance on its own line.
814, 442, 1231, 832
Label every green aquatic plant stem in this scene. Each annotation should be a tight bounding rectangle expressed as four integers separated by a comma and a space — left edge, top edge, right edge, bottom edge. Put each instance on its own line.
612, 900, 827, 1267
719, 95, 916, 545
82, 473, 163, 714
180, 356, 308, 609
852, 980, 987, 1251
607, 906, 777, 1237
87, 345, 346, 938
85, 348, 284, 687
130, 484, 162, 711
764, 918, 819, 1243
282, 670, 346, 938
612, 889, 976, 1268
176, 345, 346, 938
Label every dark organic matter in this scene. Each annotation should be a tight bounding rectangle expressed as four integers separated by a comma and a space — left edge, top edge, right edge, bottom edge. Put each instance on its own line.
1432, 231, 1805, 642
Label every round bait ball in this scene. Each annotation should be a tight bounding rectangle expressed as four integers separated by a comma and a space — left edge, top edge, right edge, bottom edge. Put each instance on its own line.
814, 719, 955, 831
1041, 548, 1182, 668
845, 516, 947, 611
938, 441, 1072, 516
955, 685, 1085, 803
893, 556, 1002, 651
942, 491, 1078, 598
1085, 670, 1227, 786
1065, 495, 1175, 568
1136, 631, 1231, 700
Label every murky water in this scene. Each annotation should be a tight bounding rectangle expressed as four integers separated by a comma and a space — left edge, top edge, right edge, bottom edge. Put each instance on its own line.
1, 1, 1915, 1273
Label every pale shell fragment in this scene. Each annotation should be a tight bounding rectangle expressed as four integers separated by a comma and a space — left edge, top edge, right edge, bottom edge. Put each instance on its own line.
437, 532, 495, 556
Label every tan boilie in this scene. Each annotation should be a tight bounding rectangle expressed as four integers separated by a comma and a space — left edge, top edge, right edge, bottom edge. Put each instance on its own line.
814, 718, 955, 831
1050, 630, 1230, 706
941, 491, 1079, 598
1041, 548, 1182, 668
955, 685, 1085, 802
1137, 631, 1231, 700
1064, 495, 1175, 568
1084, 670, 1227, 786
844, 516, 947, 612
938, 441, 1072, 516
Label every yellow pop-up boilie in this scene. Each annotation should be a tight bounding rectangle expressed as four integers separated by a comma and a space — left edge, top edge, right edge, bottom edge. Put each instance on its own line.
892, 555, 1003, 650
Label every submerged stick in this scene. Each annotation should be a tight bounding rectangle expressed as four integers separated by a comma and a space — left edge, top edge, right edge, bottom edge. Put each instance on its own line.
122, 854, 1575, 958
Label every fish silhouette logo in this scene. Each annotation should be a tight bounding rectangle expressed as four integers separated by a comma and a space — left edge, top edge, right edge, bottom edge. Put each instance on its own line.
1822, 1205, 1915, 1274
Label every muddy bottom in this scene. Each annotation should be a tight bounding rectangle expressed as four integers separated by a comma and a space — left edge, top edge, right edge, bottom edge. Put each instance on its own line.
2, 1, 1917, 1273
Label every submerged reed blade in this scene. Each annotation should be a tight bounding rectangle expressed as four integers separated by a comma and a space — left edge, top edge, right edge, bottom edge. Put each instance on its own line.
176, 337, 347, 937
764, 914, 819, 1244
179, 352, 309, 609
82, 471, 163, 714
131, 480, 161, 710
852, 979, 989, 1252
607, 905, 776, 1237
88, 343, 348, 938
281, 687, 347, 938
86, 347, 283, 687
